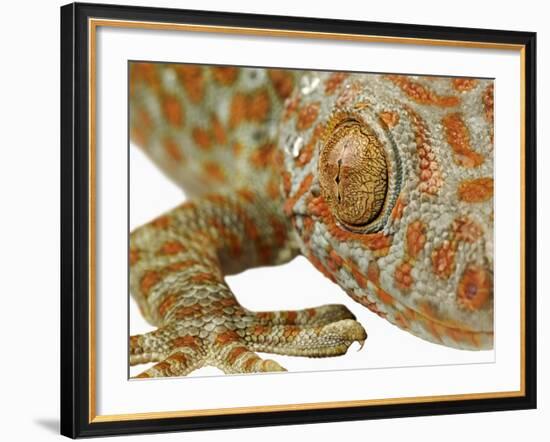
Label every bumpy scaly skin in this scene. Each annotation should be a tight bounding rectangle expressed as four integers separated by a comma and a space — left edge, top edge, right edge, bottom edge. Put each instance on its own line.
130, 64, 493, 377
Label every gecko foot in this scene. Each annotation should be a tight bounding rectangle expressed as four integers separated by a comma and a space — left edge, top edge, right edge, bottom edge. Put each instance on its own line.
130, 303, 367, 378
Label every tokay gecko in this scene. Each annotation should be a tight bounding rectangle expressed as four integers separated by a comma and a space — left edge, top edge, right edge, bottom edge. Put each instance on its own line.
129, 63, 494, 377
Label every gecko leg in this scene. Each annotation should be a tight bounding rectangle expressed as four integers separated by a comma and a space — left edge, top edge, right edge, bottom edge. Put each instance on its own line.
130, 192, 367, 377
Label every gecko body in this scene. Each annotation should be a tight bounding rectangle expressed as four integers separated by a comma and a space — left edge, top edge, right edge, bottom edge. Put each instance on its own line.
129, 64, 494, 377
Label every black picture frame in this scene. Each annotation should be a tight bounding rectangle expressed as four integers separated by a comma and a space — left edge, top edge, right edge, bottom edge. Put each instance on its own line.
60, 2, 537, 438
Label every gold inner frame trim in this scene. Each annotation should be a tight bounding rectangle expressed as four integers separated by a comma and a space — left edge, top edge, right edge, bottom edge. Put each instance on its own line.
88, 18, 527, 424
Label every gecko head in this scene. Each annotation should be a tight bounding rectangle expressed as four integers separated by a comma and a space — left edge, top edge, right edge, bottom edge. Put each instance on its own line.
279, 72, 494, 350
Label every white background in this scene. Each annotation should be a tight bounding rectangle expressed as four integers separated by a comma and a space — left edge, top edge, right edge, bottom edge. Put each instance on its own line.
0, 0, 546, 440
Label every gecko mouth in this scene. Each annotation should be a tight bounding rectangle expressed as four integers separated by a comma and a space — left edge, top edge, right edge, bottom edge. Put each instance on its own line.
350, 283, 493, 351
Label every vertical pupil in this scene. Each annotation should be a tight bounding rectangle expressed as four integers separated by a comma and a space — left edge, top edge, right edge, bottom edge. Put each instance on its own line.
319, 118, 388, 230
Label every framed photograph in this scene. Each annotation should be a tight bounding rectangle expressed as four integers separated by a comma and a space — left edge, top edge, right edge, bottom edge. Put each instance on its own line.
60, 2, 536, 438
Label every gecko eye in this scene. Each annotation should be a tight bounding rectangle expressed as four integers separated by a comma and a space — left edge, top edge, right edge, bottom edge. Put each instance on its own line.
318, 118, 388, 232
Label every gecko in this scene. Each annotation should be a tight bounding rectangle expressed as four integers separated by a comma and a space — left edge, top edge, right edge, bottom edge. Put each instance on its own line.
129, 63, 494, 378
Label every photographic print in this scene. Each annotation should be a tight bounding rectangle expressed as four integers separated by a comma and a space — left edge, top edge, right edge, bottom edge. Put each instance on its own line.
129, 63, 494, 379
61, 3, 535, 436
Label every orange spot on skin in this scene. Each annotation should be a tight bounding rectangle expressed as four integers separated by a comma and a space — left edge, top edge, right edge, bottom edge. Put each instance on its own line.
386, 75, 460, 107
130, 127, 148, 149
229, 94, 247, 128
169, 353, 189, 366
205, 193, 227, 204
394, 312, 410, 330
243, 355, 261, 371
172, 335, 201, 351
129, 335, 140, 350
391, 197, 406, 220
379, 111, 400, 128
255, 312, 274, 323
367, 261, 380, 284
165, 260, 200, 272
442, 113, 485, 168
153, 362, 171, 373
158, 241, 185, 255
283, 326, 299, 338
175, 304, 203, 319
161, 94, 184, 127
190, 272, 220, 284
336, 81, 362, 107
266, 179, 281, 200
131, 63, 160, 92
418, 301, 439, 320
203, 162, 226, 182
270, 217, 287, 248
163, 138, 184, 163
283, 95, 300, 121
285, 311, 297, 325
216, 330, 240, 345
139, 108, 153, 128
129, 248, 140, 266
249, 143, 276, 168
402, 307, 417, 322
296, 102, 320, 131
324, 72, 348, 95
248, 90, 271, 122
157, 294, 177, 317
327, 250, 344, 271
211, 66, 239, 85
363, 233, 392, 257
283, 173, 313, 216
140, 271, 161, 296
227, 346, 249, 364
394, 262, 413, 290
151, 215, 171, 229
228, 234, 243, 258
237, 188, 256, 203
296, 124, 325, 167
302, 216, 314, 243
211, 115, 227, 145
351, 267, 368, 289
457, 177, 494, 202
175, 66, 204, 103
406, 221, 427, 259
453, 217, 484, 243
220, 298, 237, 307
232, 142, 243, 157
431, 241, 455, 279
405, 107, 442, 195
457, 266, 492, 310
229, 90, 271, 127
243, 217, 259, 242
272, 149, 285, 170
452, 78, 478, 92
308, 252, 336, 283
425, 320, 444, 343
268, 69, 295, 99
192, 127, 212, 150
377, 289, 394, 306
131, 109, 154, 147
282, 172, 292, 197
